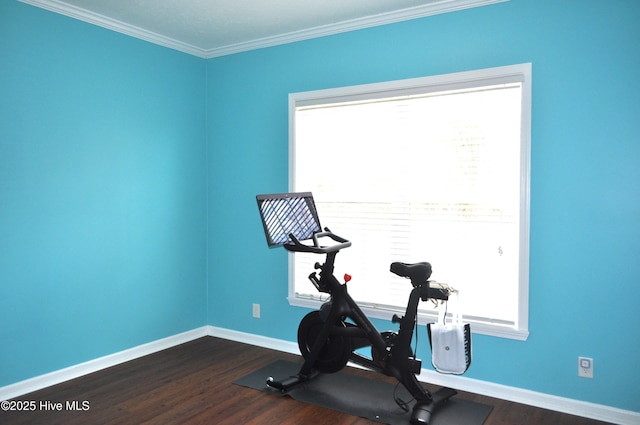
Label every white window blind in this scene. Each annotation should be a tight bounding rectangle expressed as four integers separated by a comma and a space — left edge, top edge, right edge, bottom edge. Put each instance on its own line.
289, 64, 531, 340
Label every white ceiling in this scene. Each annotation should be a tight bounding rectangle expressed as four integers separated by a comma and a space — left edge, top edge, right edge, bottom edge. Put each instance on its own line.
19, 0, 506, 58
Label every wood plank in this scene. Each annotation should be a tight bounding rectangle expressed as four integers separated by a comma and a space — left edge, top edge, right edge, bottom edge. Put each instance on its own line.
0, 337, 612, 425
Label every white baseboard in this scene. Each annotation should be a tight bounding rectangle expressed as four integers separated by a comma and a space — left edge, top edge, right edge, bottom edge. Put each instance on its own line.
3, 326, 638, 425
205, 325, 299, 354
416, 367, 639, 425
0, 327, 208, 401
207, 326, 640, 425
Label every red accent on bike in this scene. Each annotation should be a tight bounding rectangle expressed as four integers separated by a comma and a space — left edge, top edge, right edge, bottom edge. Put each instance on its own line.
344, 274, 352, 283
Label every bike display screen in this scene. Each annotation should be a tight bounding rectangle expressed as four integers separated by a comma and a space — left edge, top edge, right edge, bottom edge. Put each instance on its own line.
256, 192, 322, 247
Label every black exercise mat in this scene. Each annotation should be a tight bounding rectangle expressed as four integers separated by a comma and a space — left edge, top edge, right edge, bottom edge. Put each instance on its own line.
234, 360, 492, 425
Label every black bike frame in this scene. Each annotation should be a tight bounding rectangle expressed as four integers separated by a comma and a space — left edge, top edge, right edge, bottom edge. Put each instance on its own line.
257, 194, 458, 424
299, 250, 432, 403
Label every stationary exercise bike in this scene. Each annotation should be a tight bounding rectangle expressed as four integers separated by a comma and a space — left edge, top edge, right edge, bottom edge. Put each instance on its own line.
257, 192, 458, 425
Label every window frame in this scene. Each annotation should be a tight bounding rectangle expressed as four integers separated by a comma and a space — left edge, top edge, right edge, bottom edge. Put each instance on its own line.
288, 63, 531, 340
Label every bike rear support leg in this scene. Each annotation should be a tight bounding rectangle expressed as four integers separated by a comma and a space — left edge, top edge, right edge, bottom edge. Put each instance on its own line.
392, 285, 457, 424
411, 387, 458, 424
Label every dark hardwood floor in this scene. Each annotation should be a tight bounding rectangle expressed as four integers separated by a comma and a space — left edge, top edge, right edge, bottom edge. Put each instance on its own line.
1, 337, 612, 425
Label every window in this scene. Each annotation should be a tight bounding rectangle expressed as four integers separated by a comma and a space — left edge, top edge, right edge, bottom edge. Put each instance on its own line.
289, 64, 531, 340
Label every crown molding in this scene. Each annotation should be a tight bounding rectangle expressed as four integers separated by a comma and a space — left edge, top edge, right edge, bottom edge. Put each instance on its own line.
19, 0, 508, 58
18, 0, 209, 57
203, 0, 508, 58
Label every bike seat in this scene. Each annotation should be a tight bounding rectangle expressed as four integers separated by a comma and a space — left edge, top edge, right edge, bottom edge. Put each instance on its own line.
390, 262, 432, 284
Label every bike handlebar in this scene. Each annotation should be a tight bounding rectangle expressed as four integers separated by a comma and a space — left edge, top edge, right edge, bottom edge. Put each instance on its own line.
284, 228, 352, 254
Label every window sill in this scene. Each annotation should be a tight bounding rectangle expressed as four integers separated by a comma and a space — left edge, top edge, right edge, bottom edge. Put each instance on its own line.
288, 296, 529, 341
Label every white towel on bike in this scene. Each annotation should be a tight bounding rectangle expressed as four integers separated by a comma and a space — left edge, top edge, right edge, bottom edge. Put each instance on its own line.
427, 292, 471, 375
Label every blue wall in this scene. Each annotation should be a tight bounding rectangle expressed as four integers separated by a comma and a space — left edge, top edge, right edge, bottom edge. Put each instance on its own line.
206, 0, 640, 413
1, 0, 638, 415
0, 2, 207, 385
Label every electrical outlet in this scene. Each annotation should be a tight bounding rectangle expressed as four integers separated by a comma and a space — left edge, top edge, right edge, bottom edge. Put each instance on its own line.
252, 303, 260, 318
578, 357, 593, 378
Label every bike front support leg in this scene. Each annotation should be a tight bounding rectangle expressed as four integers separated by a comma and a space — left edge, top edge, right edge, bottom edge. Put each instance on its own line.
267, 287, 350, 392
